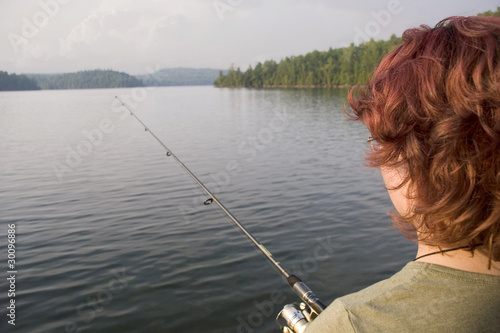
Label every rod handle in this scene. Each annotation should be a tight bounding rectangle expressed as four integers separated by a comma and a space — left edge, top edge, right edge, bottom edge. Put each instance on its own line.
287, 274, 326, 315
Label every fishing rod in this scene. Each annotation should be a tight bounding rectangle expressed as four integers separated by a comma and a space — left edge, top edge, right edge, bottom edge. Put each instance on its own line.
115, 96, 326, 332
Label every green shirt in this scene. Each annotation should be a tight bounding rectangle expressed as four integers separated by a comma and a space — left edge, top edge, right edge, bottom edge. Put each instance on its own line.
305, 261, 500, 332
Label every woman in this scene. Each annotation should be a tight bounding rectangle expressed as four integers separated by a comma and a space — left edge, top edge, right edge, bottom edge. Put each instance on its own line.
306, 16, 500, 332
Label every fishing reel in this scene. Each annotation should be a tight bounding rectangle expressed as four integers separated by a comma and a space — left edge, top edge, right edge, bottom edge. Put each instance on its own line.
276, 302, 318, 333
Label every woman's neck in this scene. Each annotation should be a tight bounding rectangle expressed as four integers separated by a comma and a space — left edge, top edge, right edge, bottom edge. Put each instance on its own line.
415, 243, 500, 276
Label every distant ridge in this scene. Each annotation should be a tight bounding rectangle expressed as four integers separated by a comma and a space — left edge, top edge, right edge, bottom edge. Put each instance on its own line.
136, 67, 224, 86
27, 70, 143, 90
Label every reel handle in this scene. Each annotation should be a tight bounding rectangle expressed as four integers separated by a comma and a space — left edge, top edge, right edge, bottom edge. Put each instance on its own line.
278, 301, 320, 333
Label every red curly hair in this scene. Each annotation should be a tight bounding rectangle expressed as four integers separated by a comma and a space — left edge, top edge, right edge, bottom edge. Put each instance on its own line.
348, 16, 500, 262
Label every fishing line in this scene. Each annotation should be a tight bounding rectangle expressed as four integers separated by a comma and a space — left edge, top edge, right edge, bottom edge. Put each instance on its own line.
115, 96, 326, 315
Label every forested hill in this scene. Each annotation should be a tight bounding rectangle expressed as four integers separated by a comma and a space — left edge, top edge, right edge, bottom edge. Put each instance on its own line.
0, 71, 40, 91
214, 7, 500, 88
28, 70, 143, 90
136, 68, 223, 86
214, 35, 401, 88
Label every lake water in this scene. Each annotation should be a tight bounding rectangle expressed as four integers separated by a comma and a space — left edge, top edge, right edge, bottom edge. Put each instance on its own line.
0, 86, 416, 333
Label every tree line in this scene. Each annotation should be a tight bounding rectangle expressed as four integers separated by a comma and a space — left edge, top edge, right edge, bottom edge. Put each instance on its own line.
214, 35, 401, 88
28, 70, 143, 90
0, 71, 40, 91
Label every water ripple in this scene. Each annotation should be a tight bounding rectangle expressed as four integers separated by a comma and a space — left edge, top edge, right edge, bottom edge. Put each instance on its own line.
0, 87, 415, 333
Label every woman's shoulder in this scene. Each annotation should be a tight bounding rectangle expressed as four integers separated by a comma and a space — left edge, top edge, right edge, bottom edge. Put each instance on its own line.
306, 262, 500, 333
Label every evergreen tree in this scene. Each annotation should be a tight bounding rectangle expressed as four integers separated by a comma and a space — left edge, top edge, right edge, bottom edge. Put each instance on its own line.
243, 66, 253, 87
251, 63, 263, 88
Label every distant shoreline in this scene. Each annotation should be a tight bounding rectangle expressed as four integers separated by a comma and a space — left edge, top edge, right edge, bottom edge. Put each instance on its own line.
0, 68, 225, 91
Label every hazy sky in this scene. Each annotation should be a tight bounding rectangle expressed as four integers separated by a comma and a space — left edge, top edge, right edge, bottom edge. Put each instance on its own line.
1, 0, 498, 74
